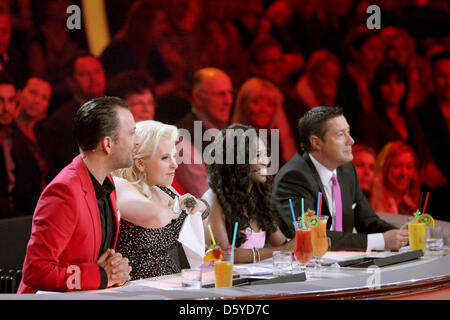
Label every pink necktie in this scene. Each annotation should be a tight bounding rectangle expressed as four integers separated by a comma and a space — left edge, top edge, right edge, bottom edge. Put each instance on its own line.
331, 173, 343, 232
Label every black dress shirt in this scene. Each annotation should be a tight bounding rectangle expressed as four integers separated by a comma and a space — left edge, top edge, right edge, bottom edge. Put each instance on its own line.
88, 171, 116, 289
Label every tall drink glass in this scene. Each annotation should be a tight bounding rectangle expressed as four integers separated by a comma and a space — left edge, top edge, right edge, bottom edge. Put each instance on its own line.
293, 221, 313, 273
214, 261, 233, 287
408, 221, 426, 253
311, 216, 330, 269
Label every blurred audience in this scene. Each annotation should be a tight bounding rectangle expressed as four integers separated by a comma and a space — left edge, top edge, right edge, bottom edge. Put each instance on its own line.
355, 61, 444, 191
107, 70, 156, 122
0, 71, 18, 218
13, 76, 51, 209
415, 51, 450, 221
295, 49, 341, 112
35, 52, 106, 182
175, 67, 233, 197
27, 0, 80, 112
1, 0, 449, 222
248, 37, 303, 144
101, 0, 182, 99
337, 26, 384, 129
380, 26, 431, 109
0, 73, 50, 216
352, 144, 377, 199
0, 5, 27, 88
371, 141, 420, 215
231, 77, 296, 164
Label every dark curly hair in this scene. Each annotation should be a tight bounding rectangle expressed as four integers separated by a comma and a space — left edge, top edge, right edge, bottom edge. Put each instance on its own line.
206, 124, 279, 247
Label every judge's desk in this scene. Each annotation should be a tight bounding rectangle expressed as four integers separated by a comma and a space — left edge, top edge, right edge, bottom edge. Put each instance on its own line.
3, 213, 450, 300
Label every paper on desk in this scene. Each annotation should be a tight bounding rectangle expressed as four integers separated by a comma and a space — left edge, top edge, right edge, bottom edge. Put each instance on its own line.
322, 251, 369, 262
175, 197, 205, 268
232, 264, 273, 276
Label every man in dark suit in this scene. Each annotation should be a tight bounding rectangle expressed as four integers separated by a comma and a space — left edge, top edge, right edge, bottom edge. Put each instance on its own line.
273, 106, 408, 251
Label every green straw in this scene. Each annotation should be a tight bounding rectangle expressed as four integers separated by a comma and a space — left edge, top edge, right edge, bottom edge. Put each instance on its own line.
301, 198, 305, 229
229, 222, 239, 263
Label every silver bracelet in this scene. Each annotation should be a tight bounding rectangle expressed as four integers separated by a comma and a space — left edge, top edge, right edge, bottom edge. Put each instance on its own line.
251, 248, 256, 264
255, 248, 261, 263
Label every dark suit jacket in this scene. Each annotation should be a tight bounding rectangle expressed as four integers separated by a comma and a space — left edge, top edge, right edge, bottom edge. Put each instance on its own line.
273, 151, 396, 251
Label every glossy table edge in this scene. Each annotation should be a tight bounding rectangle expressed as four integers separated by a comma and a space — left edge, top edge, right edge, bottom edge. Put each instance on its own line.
213, 274, 450, 300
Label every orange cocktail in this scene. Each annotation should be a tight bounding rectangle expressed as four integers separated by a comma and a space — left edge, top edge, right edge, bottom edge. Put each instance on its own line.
311, 216, 329, 258
214, 261, 233, 287
293, 228, 313, 269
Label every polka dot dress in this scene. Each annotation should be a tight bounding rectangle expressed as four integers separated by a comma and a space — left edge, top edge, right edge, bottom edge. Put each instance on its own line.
115, 187, 187, 280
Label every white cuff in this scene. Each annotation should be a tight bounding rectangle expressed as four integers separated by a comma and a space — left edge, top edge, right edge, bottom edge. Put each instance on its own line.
367, 233, 385, 252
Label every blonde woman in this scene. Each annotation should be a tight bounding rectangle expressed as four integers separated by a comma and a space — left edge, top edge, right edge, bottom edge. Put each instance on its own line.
231, 77, 296, 164
113, 120, 209, 280
371, 141, 421, 215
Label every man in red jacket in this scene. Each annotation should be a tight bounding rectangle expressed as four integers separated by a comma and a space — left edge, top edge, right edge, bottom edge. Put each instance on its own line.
18, 96, 140, 293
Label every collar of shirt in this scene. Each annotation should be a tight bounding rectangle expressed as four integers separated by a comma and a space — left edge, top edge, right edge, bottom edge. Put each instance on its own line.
308, 153, 337, 187
308, 153, 337, 230
88, 171, 115, 200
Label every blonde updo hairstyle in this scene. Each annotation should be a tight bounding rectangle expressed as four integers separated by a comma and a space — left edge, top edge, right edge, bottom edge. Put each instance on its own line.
112, 120, 178, 199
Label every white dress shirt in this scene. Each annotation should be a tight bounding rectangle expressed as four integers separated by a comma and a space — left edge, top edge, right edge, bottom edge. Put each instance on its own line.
309, 154, 385, 251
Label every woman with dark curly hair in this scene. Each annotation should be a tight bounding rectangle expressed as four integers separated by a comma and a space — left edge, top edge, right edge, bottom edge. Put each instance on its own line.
203, 124, 294, 264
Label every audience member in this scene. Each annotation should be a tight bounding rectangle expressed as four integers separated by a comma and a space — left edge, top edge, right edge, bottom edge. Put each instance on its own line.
248, 37, 303, 144
352, 144, 377, 200
355, 61, 444, 190
107, 70, 156, 122
204, 124, 294, 264
100, 0, 181, 98
0, 71, 18, 218
27, 0, 80, 111
0, 5, 27, 87
415, 51, 450, 221
175, 67, 234, 198
112, 120, 209, 279
295, 50, 341, 112
380, 26, 430, 109
337, 26, 384, 129
248, 37, 298, 91
11, 76, 51, 214
194, 0, 246, 86
371, 141, 420, 215
34, 52, 106, 182
18, 97, 137, 293
232, 0, 264, 50
273, 106, 407, 251
231, 77, 296, 164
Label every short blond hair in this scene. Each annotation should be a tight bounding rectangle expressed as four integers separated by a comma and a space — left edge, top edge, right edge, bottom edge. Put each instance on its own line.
231, 77, 283, 129
112, 120, 178, 198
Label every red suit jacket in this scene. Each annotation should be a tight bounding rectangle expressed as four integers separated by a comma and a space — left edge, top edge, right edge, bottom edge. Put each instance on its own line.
18, 155, 120, 293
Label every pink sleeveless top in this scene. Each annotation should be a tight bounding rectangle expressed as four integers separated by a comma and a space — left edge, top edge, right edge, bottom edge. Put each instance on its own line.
239, 228, 266, 249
